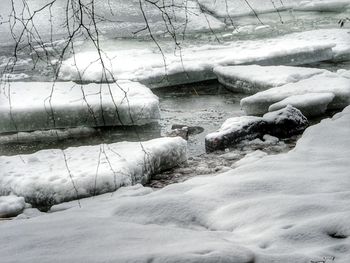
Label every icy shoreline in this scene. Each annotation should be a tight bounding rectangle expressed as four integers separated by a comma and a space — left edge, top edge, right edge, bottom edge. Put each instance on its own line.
0, 106, 349, 262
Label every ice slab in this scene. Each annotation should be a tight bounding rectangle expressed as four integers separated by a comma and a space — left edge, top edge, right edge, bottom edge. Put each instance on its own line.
198, 0, 298, 17
57, 29, 350, 87
198, 0, 349, 18
1, 106, 350, 262
0, 195, 25, 218
241, 72, 350, 116
0, 137, 187, 206
0, 81, 160, 133
295, 0, 350, 12
0, 0, 224, 42
214, 65, 326, 93
268, 93, 335, 117
205, 106, 308, 152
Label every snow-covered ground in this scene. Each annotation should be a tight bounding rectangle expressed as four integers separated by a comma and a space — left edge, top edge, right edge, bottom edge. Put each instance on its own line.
58, 29, 350, 86
1, 106, 350, 262
0, 137, 187, 206
0, 81, 160, 133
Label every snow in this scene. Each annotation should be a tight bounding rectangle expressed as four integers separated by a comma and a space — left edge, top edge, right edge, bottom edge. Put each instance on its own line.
58, 29, 350, 86
0, 137, 187, 206
0, 81, 160, 133
268, 92, 335, 117
232, 150, 267, 168
213, 65, 326, 93
1, 106, 350, 262
0, 195, 25, 218
241, 72, 350, 116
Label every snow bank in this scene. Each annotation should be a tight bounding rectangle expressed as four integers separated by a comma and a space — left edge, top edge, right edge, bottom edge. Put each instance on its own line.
0, 81, 160, 133
0, 195, 25, 218
241, 72, 350, 116
58, 29, 350, 86
0, 137, 187, 206
214, 65, 326, 93
1, 106, 350, 262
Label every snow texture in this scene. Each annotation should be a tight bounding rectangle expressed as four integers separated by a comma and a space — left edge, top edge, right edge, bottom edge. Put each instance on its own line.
57, 29, 350, 87
214, 65, 326, 93
0, 81, 160, 133
241, 72, 350, 116
1, 106, 350, 262
0, 195, 25, 218
268, 92, 335, 117
0, 137, 187, 206
205, 105, 308, 152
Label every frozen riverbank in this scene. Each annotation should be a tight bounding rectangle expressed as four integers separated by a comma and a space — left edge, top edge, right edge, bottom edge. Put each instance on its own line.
1, 105, 350, 262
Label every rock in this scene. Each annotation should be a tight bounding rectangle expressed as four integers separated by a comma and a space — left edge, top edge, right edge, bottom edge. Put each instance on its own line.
263, 105, 309, 137
205, 106, 308, 152
166, 127, 189, 140
171, 124, 204, 135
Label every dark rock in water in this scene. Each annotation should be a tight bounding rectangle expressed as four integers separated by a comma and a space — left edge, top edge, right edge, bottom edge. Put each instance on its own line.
205, 105, 308, 152
171, 124, 204, 135
263, 105, 309, 137
166, 127, 189, 140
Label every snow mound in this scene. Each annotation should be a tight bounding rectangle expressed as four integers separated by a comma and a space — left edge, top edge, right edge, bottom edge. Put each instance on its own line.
214, 65, 326, 93
241, 72, 350, 116
205, 105, 308, 152
0, 137, 187, 206
0, 81, 160, 133
1, 107, 350, 262
268, 93, 335, 117
0, 195, 25, 218
57, 29, 350, 86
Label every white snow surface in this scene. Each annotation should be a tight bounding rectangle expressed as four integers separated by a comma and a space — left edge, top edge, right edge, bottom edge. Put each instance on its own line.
0, 137, 187, 205
0, 195, 25, 218
1, 106, 350, 262
241, 72, 350, 115
58, 29, 350, 86
0, 81, 160, 133
268, 93, 335, 117
214, 65, 326, 93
